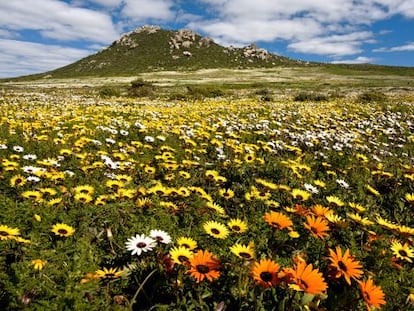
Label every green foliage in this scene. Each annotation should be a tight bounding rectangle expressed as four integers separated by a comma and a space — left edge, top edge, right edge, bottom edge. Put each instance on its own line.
99, 86, 121, 98
185, 85, 224, 99
293, 91, 328, 102
128, 78, 155, 98
357, 90, 388, 104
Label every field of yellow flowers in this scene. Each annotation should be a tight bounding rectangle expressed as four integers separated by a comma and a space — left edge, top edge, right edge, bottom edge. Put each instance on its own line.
1, 92, 414, 310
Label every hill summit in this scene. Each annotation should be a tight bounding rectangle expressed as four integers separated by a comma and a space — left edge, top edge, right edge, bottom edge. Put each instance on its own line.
42, 25, 299, 78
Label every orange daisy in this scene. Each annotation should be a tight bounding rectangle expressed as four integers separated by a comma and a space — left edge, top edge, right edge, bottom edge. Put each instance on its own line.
328, 246, 363, 285
252, 259, 281, 288
359, 278, 386, 311
290, 261, 327, 295
304, 215, 330, 239
264, 211, 293, 231
187, 250, 221, 283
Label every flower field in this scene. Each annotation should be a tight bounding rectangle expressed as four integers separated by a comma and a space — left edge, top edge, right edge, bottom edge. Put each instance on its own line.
1, 93, 414, 310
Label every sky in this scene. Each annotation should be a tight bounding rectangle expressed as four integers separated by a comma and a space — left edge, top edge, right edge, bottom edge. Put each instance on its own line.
1, 0, 414, 78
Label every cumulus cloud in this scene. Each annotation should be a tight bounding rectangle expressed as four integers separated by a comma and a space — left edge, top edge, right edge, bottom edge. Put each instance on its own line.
331, 56, 375, 64
374, 42, 414, 52
0, 39, 91, 78
0, 0, 119, 43
121, 0, 175, 22
288, 32, 373, 56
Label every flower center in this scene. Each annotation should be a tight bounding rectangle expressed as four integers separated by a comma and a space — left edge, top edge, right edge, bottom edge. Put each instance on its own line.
232, 225, 241, 231
399, 249, 408, 257
196, 264, 210, 274
310, 227, 318, 234
260, 272, 273, 282
58, 229, 68, 235
105, 273, 115, 278
0, 231, 9, 236
137, 242, 147, 248
211, 228, 220, 235
238, 252, 252, 259
178, 255, 189, 263
338, 261, 347, 272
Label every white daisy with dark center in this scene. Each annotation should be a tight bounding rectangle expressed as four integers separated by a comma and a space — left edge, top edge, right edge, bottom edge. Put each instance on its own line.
125, 234, 156, 256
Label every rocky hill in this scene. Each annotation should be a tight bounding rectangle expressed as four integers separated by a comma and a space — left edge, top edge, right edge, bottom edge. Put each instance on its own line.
38, 25, 300, 78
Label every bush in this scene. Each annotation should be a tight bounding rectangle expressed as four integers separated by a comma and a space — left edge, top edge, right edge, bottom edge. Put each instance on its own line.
186, 85, 224, 99
98, 86, 121, 98
357, 90, 388, 104
293, 91, 328, 102
128, 78, 155, 98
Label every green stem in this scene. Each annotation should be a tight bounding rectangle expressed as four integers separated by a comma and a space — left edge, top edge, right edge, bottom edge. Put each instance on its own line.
129, 269, 157, 311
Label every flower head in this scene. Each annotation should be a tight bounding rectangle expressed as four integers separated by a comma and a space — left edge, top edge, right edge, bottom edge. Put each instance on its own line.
125, 234, 156, 256
203, 221, 229, 239
51, 223, 75, 237
264, 211, 293, 231
328, 246, 363, 285
391, 240, 414, 263
304, 215, 330, 239
290, 261, 327, 295
252, 259, 280, 288
0, 225, 21, 241
359, 278, 386, 311
230, 243, 254, 260
149, 229, 172, 244
31, 259, 46, 271
187, 250, 221, 282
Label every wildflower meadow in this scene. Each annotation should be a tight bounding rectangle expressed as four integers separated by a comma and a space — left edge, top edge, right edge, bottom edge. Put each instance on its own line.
1, 91, 414, 310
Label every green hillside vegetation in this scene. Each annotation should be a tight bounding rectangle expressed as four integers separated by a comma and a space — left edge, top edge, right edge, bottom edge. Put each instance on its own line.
33, 26, 298, 79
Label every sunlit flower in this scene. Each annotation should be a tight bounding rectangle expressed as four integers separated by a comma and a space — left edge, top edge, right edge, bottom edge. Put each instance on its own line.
218, 188, 235, 200
169, 246, 193, 265
291, 189, 311, 201
264, 211, 293, 231
10, 174, 26, 188
328, 246, 363, 285
0, 225, 21, 241
125, 234, 156, 256
290, 261, 327, 295
347, 213, 374, 226
304, 215, 330, 239
227, 218, 248, 233
391, 240, 414, 263
203, 221, 229, 239
229, 243, 254, 260
31, 259, 46, 271
95, 267, 126, 279
51, 223, 75, 237
187, 250, 221, 282
177, 236, 197, 250
252, 259, 280, 288
326, 196, 345, 207
149, 229, 172, 244
359, 278, 386, 311
405, 193, 414, 203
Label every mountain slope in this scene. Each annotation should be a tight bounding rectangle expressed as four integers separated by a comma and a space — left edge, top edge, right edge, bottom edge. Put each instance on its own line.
39, 25, 299, 78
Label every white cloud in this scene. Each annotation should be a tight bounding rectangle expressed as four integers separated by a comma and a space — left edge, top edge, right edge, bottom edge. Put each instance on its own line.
0, 0, 119, 43
0, 39, 92, 78
121, 0, 175, 21
331, 56, 375, 64
188, 18, 323, 46
288, 32, 372, 56
374, 42, 414, 52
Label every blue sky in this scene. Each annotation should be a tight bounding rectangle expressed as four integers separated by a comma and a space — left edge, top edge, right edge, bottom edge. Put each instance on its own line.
1, 0, 414, 78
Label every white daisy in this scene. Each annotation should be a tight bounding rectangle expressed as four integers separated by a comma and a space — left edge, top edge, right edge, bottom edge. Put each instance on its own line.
125, 234, 156, 256
149, 229, 172, 244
